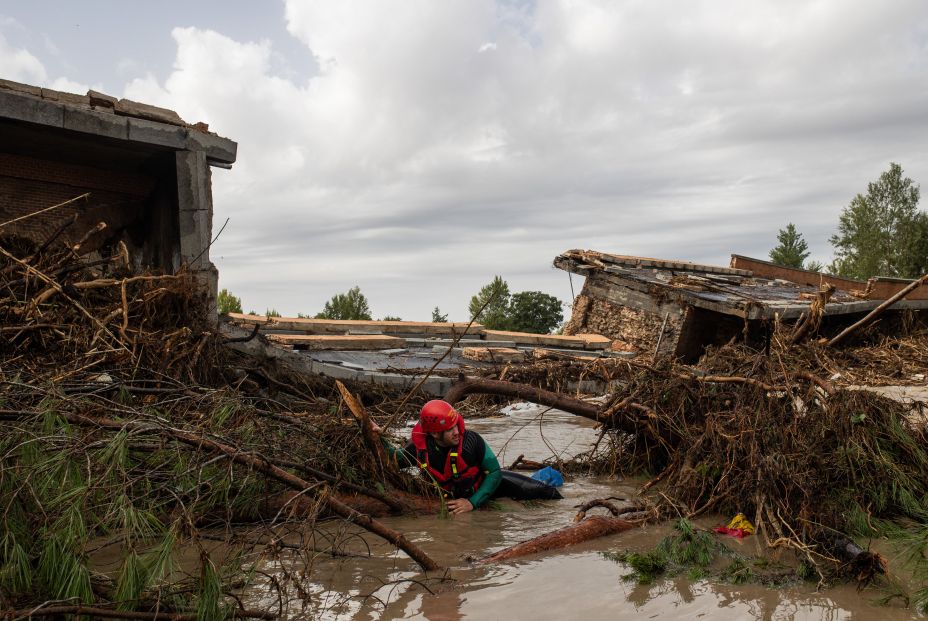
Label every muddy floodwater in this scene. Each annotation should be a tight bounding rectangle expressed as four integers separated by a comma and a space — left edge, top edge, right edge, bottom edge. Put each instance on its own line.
244, 404, 919, 620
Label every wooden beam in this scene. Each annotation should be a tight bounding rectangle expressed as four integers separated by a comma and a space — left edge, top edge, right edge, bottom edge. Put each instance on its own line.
482, 330, 610, 350
266, 334, 405, 350
227, 313, 483, 336
461, 347, 526, 362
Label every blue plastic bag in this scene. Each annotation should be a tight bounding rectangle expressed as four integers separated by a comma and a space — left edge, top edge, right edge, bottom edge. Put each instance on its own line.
531, 466, 564, 488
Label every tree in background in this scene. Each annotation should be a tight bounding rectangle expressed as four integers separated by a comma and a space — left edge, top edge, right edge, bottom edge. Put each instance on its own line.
467, 277, 564, 333
431, 307, 448, 323
769, 223, 810, 269
265, 308, 281, 318
805, 260, 825, 273
830, 163, 927, 279
380, 315, 402, 321
217, 288, 242, 315
508, 291, 563, 334
468, 276, 511, 329
315, 286, 373, 320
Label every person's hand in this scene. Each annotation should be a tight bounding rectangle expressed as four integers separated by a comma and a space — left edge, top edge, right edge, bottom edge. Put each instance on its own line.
447, 498, 473, 515
369, 422, 383, 435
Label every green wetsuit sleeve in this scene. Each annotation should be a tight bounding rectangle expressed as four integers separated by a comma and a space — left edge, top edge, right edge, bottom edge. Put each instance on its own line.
468, 443, 501, 509
380, 436, 417, 469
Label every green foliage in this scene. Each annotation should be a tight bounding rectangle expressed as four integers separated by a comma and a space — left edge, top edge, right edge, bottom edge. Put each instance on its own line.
769, 223, 811, 269
264, 308, 281, 318
719, 558, 754, 585
114, 552, 146, 611
315, 285, 373, 320
431, 307, 448, 323
468, 276, 511, 329
196, 557, 229, 621
468, 277, 563, 333
380, 315, 402, 321
607, 519, 722, 585
508, 291, 563, 334
805, 260, 825, 273
830, 162, 927, 279
216, 288, 242, 315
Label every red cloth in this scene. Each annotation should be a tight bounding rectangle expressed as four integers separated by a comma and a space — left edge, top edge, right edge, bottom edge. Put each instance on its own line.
713, 526, 748, 538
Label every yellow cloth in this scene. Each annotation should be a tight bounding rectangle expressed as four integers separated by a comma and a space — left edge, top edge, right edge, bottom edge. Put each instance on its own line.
727, 512, 755, 534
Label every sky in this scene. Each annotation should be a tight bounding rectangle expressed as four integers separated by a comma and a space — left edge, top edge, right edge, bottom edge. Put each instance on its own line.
2, 1, 927, 320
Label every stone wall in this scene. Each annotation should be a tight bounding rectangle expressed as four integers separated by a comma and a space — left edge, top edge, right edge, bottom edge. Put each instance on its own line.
564, 293, 682, 354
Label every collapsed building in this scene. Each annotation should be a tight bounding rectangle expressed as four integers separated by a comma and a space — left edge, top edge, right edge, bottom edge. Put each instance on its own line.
0, 79, 236, 318
558, 249, 928, 361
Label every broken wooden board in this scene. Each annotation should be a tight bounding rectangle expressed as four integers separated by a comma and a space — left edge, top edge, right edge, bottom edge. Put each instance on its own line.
266, 334, 405, 350
462, 347, 526, 363
531, 348, 600, 361
482, 330, 611, 350
227, 313, 482, 336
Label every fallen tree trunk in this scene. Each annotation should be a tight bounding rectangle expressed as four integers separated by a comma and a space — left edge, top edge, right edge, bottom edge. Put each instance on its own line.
478, 515, 641, 564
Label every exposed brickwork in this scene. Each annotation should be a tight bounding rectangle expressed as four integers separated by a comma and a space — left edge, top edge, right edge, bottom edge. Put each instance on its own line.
0, 153, 154, 242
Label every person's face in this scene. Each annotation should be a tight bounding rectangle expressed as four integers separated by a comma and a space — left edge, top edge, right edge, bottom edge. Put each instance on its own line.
432, 426, 459, 447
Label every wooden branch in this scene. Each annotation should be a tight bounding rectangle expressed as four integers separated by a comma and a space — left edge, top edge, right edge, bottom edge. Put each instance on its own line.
678, 373, 780, 392
224, 324, 261, 343
444, 377, 664, 439
270, 457, 404, 513
55, 411, 440, 571
792, 371, 835, 395
445, 377, 601, 422
336, 380, 389, 472
827, 272, 928, 347
0, 192, 90, 230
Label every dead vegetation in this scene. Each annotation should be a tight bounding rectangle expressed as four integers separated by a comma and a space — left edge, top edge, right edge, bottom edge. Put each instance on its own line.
4, 221, 928, 617
0, 232, 440, 619
452, 309, 928, 595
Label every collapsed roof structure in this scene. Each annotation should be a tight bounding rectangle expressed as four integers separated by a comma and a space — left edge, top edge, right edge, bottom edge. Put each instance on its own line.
224, 312, 619, 395
0, 79, 237, 318
557, 249, 928, 361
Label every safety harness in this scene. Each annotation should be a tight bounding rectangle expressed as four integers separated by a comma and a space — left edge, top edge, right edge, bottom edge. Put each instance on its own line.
410, 418, 484, 498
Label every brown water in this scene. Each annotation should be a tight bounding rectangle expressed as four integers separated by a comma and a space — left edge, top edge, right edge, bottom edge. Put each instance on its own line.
243, 403, 920, 620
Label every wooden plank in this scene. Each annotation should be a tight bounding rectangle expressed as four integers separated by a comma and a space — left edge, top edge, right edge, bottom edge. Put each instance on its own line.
266, 334, 405, 350
461, 347, 526, 363
228, 313, 483, 336
482, 330, 610, 350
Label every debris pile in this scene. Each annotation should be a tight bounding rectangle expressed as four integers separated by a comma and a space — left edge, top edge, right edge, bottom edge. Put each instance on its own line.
448, 316, 928, 588
0, 233, 437, 619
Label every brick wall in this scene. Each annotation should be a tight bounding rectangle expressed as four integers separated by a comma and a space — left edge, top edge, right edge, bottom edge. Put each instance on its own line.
0, 152, 155, 243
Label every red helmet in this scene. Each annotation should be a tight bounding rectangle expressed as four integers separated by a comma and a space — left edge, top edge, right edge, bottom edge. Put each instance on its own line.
419, 400, 461, 433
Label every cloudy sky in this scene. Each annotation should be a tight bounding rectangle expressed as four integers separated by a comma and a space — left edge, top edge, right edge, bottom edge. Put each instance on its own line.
2, 1, 927, 320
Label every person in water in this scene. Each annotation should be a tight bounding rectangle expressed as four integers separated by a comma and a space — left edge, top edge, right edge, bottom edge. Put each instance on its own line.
373, 399, 502, 514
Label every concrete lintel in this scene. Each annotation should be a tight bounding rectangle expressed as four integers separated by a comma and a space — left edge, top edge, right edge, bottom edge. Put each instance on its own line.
0, 89, 64, 127
186, 130, 237, 164
63, 106, 128, 140
41, 88, 91, 108
128, 117, 188, 149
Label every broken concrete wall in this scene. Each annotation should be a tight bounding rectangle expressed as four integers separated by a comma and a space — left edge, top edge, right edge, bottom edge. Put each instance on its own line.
0, 79, 236, 321
563, 272, 686, 356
